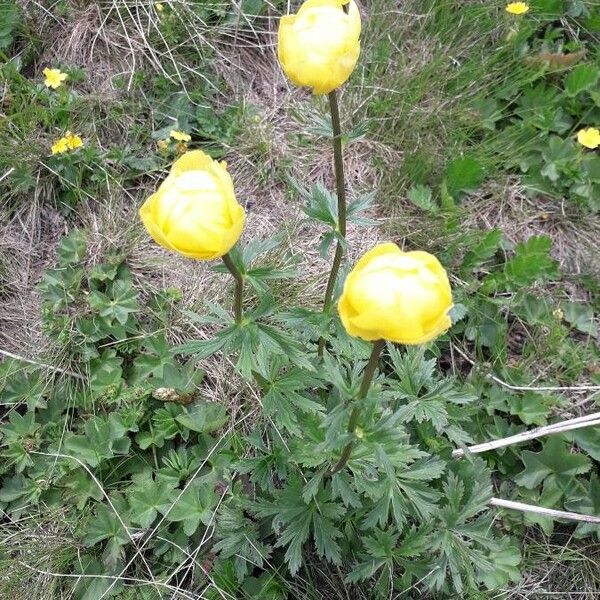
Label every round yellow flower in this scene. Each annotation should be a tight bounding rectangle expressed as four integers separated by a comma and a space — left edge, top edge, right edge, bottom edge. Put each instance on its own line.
170, 130, 191, 142
577, 127, 600, 150
338, 243, 453, 345
43, 67, 68, 89
278, 0, 361, 95
139, 150, 245, 260
505, 2, 529, 15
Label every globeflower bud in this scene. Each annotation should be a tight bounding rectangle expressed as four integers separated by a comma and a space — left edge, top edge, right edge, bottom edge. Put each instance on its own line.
338, 243, 453, 344
139, 150, 245, 260
278, 0, 361, 95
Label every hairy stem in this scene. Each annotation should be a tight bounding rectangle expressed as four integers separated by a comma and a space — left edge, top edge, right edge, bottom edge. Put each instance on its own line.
221, 252, 244, 324
329, 340, 385, 475
318, 89, 347, 357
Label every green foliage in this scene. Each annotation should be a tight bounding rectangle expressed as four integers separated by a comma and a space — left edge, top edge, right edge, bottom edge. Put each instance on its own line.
0, 1, 20, 50
2, 1, 600, 598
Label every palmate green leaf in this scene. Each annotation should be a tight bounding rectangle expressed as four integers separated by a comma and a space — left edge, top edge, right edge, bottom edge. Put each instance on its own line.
445, 156, 485, 197
89, 350, 123, 392
61, 469, 104, 510
62, 415, 130, 467
407, 184, 439, 214
362, 459, 444, 529
0, 410, 39, 445
564, 474, 600, 538
564, 63, 599, 97
174, 326, 235, 358
214, 504, 272, 582
460, 228, 502, 274
331, 473, 362, 508
484, 235, 558, 292
88, 280, 139, 325
82, 499, 130, 568
251, 480, 344, 575
301, 182, 338, 227
175, 401, 227, 433
166, 478, 218, 535
515, 437, 592, 490
562, 301, 597, 337
478, 536, 522, 590
128, 476, 176, 528
256, 323, 315, 373
136, 404, 184, 449
56, 229, 87, 264
213, 233, 297, 293
257, 365, 324, 435
0, 365, 47, 410
346, 191, 378, 225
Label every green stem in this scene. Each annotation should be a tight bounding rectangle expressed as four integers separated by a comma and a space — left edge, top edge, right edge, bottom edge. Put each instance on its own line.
222, 252, 244, 324
329, 339, 385, 475
318, 89, 347, 357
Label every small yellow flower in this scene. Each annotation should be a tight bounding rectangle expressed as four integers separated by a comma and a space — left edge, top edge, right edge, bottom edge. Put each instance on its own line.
64, 131, 83, 150
176, 141, 188, 154
552, 308, 564, 321
155, 2, 165, 12
577, 127, 600, 150
505, 2, 529, 14
43, 67, 68, 89
170, 130, 191, 142
157, 139, 170, 151
338, 243, 453, 345
51, 137, 69, 155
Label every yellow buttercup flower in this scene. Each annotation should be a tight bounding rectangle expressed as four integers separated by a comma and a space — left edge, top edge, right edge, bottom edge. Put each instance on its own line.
170, 130, 191, 142
338, 243, 453, 345
505, 2, 529, 14
43, 67, 68, 89
51, 137, 69, 155
577, 127, 600, 150
51, 132, 84, 155
64, 131, 83, 150
278, 0, 361, 95
139, 150, 245, 260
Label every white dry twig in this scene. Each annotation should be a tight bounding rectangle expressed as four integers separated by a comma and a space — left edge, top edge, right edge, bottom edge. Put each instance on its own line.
453, 412, 600, 458
0, 348, 85, 382
490, 498, 600, 525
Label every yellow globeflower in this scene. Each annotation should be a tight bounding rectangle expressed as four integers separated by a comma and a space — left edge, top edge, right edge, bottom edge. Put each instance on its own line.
170, 130, 191, 142
43, 67, 68, 89
338, 243, 453, 345
577, 127, 600, 150
139, 150, 245, 260
505, 2, 529, 14
278, 0, 361, 95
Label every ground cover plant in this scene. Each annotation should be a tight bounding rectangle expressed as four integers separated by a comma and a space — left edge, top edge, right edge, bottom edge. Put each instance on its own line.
1, 0, 600, 598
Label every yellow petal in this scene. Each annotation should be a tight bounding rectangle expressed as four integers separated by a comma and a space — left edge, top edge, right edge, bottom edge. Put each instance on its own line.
171, 150, 213, 174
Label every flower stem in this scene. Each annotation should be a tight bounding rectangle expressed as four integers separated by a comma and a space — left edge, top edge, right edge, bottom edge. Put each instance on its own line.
221, 252, 244, 324
318, 89, 347, 357
329, 339, 385, 475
